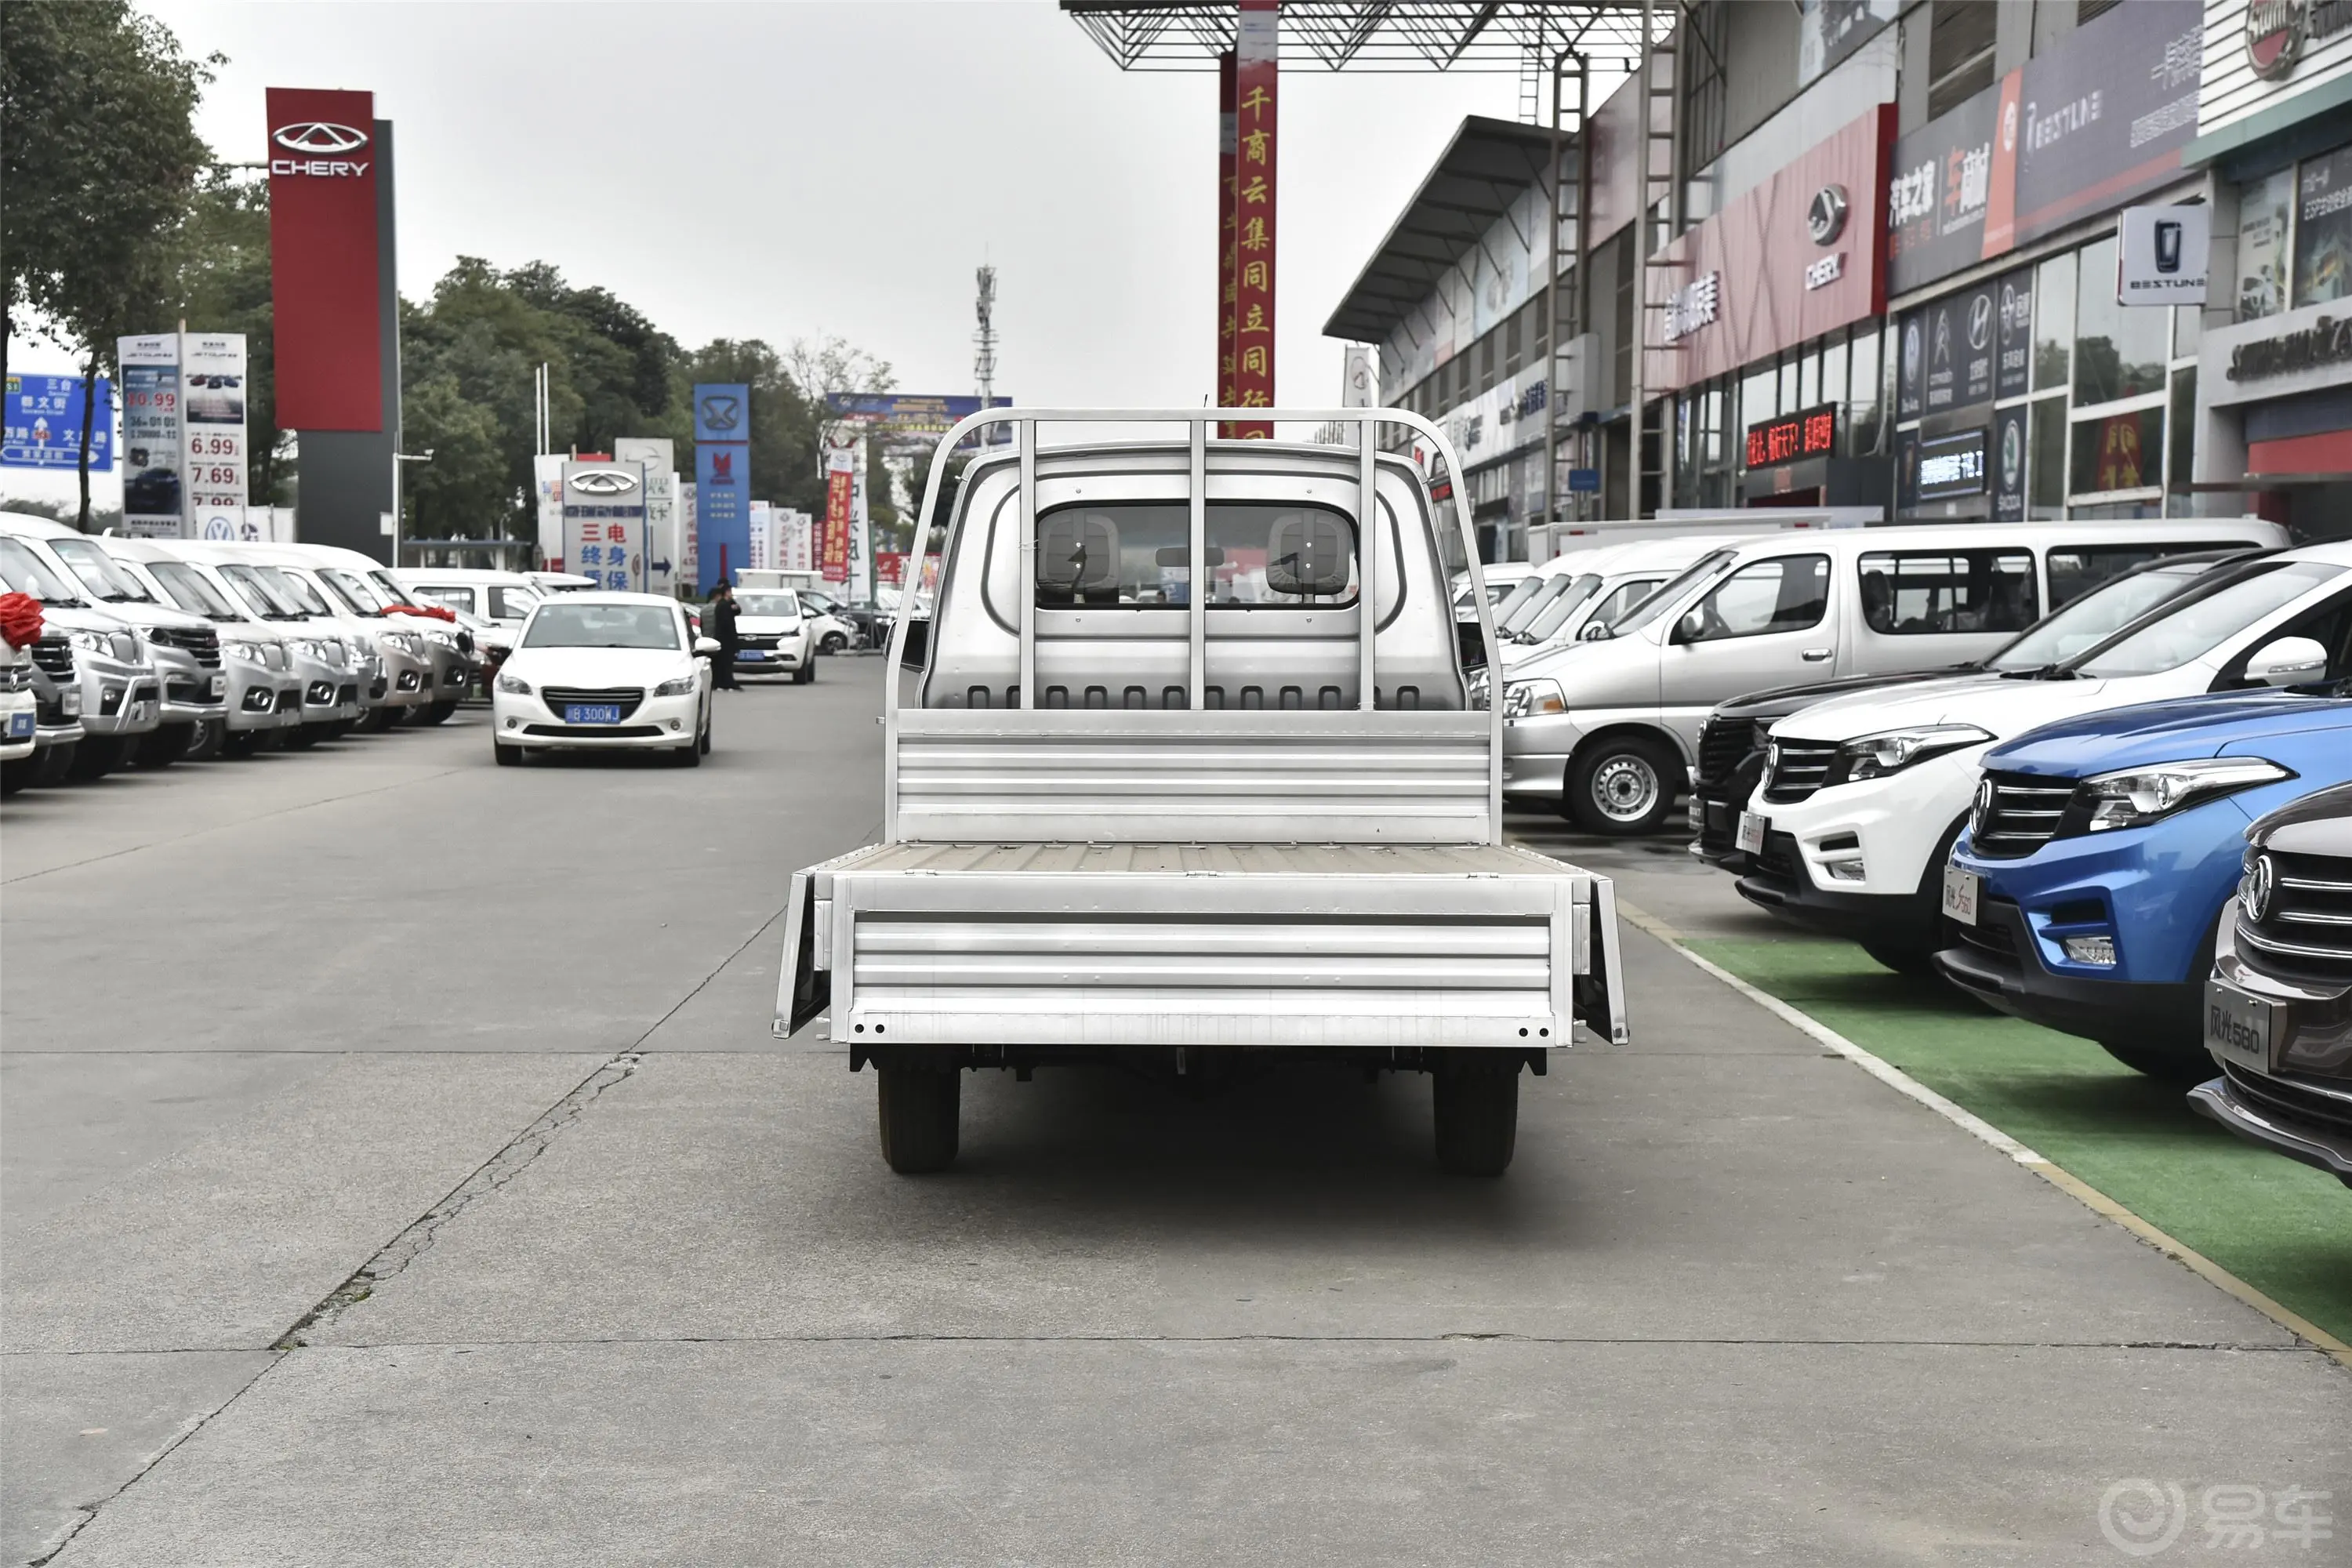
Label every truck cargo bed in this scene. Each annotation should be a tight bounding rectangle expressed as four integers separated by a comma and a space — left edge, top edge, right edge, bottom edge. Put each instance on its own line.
776, 840, 1624, 1050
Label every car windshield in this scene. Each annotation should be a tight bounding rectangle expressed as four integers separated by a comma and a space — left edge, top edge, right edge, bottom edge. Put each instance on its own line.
2067, 561, 2347, 677
0, 538, 88, 604
147, 561, 241, 620
1501, 572, 1583, 634
1984, 559, 2221, 671
737, 592, 803, 618
318, 569, 387, 615
798, 590, 839, 613
1523, 575, 1606, 641
1603, 548, 1740, 638
1488, 572, 1549, 625
367, 570, 423, 608
45, 536, 157, 603
524, 602, 681, 649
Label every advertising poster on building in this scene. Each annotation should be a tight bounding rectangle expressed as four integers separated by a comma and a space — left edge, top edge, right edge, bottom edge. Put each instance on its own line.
692, 383, 750, 593
562, 460, 644, 592
2, 375, 112, 471
821, 447, 855, 586
1228, 0, 1278, 435
2294, 143, 2352, 307
1900, 279, 1997, 419
2239, 167, 2296, 320
118, 334, 183, 537
180, 332, 249, 539
1993, 405, 2027, 521
876, 551, 906, 589
1798, 0, 1897, 85
1995, 268, 2032, 401
1887, 1, 2201, 295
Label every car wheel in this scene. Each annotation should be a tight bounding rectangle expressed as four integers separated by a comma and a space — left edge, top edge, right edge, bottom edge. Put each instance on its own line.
423, 700, 457, 724
1432, 1050, 1519, 1176
285, 724, 325, 750
494, 740, 522, 767
672, 735, 702, 768
32, 742, 77, 784
69, 735, 127, 779
0, 759, 30, 797
822, 632, 848, 654
133, 723, 194, 768
223, 730, 264, 759
2097, 1039, 2214, 1080
1565, 734, 1680, 836
795, 660, 816, 684
1861, 942, 1937, 978
699, 716, 712, 754
877, 1058, 960, 1174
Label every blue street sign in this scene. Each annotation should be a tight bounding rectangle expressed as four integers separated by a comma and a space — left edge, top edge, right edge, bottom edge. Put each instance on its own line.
3, 374, 112, 470
1566, 467, 1601, 493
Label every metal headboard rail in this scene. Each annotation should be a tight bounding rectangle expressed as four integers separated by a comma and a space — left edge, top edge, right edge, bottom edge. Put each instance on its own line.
882, 408, 1501, 844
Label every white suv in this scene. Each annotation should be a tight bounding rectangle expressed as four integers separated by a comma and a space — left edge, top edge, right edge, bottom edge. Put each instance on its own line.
1734, 544, 2352, 969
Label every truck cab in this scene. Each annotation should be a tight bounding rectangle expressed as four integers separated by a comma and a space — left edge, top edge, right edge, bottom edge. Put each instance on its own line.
777, 410, 1625, 1177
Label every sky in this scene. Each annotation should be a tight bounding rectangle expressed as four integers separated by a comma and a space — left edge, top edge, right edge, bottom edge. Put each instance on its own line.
8, 0, 1530, 510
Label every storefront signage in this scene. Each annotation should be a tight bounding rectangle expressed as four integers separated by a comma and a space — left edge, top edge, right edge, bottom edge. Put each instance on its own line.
1886, 2, 2202, 295
2118, 205, 2212, 305
2227, 311, 2352, 382
563, 462, 645, 593
691, 382, 750, 593
1745, 404, 1838, 468
2246, 0, 2352, 78
1898, 278, 1997, 419
1995, 267, 2033, 400
1993, 405, 2027, 521
1914, 428, 1989, 502
1646, 106, 1894, 392
266, 88, 381, 431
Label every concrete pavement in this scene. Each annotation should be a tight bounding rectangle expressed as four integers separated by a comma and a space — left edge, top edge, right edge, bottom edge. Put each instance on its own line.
5, 661, 2344, 1565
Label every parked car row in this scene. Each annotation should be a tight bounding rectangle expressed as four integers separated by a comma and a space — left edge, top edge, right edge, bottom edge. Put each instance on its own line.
1642, 533, 2352, 1188
0, 513, 518, 795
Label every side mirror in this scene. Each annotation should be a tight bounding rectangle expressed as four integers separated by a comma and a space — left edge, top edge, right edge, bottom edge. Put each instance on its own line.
693, 636, 720, 657
2246, 635, 2328, 687
1669, 612, 1704, 646
1578, 621, 1613, 642
898, 619, 931, 669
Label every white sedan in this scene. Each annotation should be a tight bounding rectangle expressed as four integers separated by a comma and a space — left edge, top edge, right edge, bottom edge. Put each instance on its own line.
491, 593, 713, 767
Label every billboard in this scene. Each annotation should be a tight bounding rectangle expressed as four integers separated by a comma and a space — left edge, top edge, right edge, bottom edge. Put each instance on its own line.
692, 383, 750, 593
2, 375, 112, 470
615, 437, 678, 595
562, 460, 644, 592
821, 446, 855, 586
118, 335, 183, 537
1229, 0, 1278, 435
266, 88, 382, 430
181, 332, 249, 539
1886, 2, 2202, 294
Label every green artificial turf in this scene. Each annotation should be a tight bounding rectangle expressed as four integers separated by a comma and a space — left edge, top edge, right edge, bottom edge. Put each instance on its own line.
1686, 931, 2352, 1347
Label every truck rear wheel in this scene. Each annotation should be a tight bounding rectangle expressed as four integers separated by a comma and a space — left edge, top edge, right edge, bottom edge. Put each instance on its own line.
1566, 735, 1680, 836
877, 1061, 960, 1174
1432, 1051, 1519, 1176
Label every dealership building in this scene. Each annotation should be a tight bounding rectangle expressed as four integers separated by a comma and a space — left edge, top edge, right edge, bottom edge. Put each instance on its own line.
1329, 0, 2352, 543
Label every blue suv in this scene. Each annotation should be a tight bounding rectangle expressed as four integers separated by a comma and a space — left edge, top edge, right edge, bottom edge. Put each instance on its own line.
1933, 691, 2352, 1076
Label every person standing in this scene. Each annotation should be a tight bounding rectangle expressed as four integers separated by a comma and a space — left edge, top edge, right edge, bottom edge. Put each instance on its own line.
709, 583, 742, 691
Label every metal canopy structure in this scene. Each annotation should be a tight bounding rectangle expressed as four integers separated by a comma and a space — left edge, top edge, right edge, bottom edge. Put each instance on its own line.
1320, 115, 1555, 345
1063, 1, 1661, 73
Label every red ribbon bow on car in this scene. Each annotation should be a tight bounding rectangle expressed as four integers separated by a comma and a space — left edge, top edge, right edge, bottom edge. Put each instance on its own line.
384, 602, 457, 622
0, 592, 45, 650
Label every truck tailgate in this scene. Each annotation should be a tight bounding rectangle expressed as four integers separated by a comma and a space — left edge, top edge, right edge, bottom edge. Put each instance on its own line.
776, 841, 1625, 1050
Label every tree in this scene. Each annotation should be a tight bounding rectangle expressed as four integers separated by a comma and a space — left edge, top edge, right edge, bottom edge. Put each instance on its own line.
1, 1, 217, 527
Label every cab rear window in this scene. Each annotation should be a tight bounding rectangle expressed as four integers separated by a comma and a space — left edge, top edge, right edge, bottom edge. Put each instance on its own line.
1033, 502, 1357, 609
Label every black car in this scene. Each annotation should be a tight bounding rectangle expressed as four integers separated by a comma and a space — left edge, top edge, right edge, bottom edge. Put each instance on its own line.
2190, 780, 2352, 1187
1691, 549, 2264, 870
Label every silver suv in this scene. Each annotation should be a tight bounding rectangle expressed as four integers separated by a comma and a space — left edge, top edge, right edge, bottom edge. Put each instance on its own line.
0, 533, 161, 779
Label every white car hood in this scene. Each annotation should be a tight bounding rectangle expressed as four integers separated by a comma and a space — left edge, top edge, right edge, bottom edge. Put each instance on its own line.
736, 615, 804, 634
507, 646, 696, 687
1772, 670, 2148, 743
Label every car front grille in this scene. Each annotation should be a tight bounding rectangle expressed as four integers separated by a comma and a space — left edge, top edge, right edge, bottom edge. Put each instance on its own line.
165, 677, 224, 706
541, 686, 645, 720
2237, 848, 2352, 982
31, 637, 73, 681
739, 634, 780, 650
2221, 1060, 2352, 1133
522, 723, 665, 739
146, 626, 221, 666
1969, 771, 2077, 858
1697, 717, 1761, 789
0, 664, 31, 694
1761, 739, 1838, 804
1954, 897, 2020, 960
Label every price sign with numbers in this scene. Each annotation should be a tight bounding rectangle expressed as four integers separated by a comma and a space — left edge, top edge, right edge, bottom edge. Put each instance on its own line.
181, 333, 249, 539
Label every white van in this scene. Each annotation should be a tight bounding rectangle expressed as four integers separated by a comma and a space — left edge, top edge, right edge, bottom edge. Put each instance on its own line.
397, 568, 544, 626
1500, 517, 2289, 833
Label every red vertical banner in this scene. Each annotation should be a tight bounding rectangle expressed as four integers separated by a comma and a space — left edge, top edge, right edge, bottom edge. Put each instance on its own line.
1229, 1, 1277, 438
1217, 49, 1239, 415
822, 448, 855, 585
265, 87, 382, 430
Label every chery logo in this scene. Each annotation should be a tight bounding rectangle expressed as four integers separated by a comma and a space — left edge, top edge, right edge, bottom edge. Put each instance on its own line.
569, 470, 640, 495
270, 122, 370, 178
274, 122, 368, 154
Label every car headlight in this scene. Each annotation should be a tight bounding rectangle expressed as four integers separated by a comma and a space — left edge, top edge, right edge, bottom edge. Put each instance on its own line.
1502, 678, 1566, 720
1835, 724, 1991, 782
2081, 757, 2295, 833
225, 641, 270, 664
651, 673, 697, 697
384, 630, 421, 655
67, 630, 111, 656
423, 629, 459, 649
496, 671, 532, 695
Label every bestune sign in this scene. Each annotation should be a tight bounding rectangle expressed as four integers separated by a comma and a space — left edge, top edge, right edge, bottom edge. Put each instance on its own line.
2118, 205, 2212, 306
266, 88, 381, 431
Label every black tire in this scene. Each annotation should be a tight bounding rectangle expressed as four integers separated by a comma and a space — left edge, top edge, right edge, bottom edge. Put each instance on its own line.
1565, 733, 1681, 836
0, 759, 30, 797
69, 735, 127, 779
877, 1062, 960, 1173
794, 659, 816, 684
133, 723, 194, 768
223, 729, 264, 759
671, 735, 702, 768
285, 724, 325, 750
1862, 942, 1937, 978
493, 740, 522, 767
821, 632, 848, 654
2098, 1039, 2214, 1081
351, 706, 393, 734
698, 716, 712, 754
422, 700, 457, 725
1432, 1051, 1520, 1176
33, 742, 77, 784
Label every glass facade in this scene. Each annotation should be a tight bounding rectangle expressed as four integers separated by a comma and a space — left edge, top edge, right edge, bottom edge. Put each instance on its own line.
1669, 323, 1890, 509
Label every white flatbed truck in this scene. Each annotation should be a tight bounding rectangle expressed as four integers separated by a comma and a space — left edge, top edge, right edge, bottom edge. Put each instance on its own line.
776, 409, 1628, 1174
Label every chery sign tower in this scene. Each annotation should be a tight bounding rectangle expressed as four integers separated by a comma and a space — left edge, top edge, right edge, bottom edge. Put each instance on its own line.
266, 87, 399, 560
